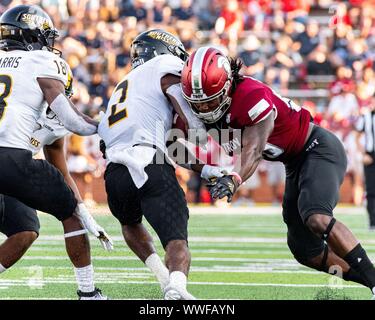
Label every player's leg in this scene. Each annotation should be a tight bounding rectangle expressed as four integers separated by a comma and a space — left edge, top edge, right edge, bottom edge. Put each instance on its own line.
0, 195, 39, 272
299, 127, 375, 294
122, 223, 170, 290
33, 160, 104, 299
282, 158, 369, 288
61, 216, 106, 299
284, 202, 368, 287
140, 163, 194, 300
104, 163, 169, 291
0, 149, 104, 299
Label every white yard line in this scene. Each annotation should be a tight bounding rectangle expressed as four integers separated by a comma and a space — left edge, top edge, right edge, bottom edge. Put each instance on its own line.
18, 255, 375, 264
0, 278, 364, 289
35, 205, 367, 216
14, 266, 319, 274
22, 235, 375, 245
27, 247, 297, 255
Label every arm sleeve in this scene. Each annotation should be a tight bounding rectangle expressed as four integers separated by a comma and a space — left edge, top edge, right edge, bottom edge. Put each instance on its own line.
49, 94, 97, 136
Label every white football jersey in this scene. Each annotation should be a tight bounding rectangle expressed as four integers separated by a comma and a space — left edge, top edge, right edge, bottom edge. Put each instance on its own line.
29, 109, 69, 156
0, 49, 72, 150
98, 54, 184, 153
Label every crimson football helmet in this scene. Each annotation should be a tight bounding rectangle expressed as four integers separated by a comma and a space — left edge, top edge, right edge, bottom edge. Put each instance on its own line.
181, 47, 233, 124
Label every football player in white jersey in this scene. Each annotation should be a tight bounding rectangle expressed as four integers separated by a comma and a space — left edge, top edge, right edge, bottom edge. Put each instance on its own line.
99, 30, 224, 300
0, 5, 111, 299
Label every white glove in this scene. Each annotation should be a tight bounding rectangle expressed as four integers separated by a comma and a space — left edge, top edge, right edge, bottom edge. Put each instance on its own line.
200, 165, 228, 181
75, 203, 114, 251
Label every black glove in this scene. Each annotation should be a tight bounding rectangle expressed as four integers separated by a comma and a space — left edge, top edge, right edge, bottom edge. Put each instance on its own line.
207, 175, 241, 203
99, 139, 106, 159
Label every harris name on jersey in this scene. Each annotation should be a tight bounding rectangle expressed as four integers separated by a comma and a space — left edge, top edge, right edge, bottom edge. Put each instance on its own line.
0, 56, 22, 68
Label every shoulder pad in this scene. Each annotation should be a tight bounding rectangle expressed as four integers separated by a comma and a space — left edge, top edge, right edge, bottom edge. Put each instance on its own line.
29, 51, 72, 90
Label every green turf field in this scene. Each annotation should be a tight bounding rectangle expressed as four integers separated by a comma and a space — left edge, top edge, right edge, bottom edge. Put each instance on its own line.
0, 205, 374, 300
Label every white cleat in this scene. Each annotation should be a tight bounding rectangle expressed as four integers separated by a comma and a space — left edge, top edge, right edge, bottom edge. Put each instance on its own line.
77, 287, 108, 300
164, 285, 196, 300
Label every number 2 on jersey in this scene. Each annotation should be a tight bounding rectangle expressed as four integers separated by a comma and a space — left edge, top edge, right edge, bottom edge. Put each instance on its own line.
0, 75, 12, 122
108, 79, 128, 127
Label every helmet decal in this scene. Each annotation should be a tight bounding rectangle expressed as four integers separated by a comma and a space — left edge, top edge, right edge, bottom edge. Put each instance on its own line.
191, 47, 210, 99
146, 30, 181, 47
20, 13, 51, 30
130, 29, 188, 69
217, 55, 231, 74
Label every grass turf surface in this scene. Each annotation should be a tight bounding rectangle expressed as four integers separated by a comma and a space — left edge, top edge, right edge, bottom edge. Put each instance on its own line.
0, 205, 374, 300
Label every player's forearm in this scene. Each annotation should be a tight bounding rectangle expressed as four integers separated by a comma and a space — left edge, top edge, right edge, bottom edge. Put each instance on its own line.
167, 139, 206, 169
235, 116, 274, 182
236, 146, 263, 183
63, 173, 83, 203
166, 84, 206, 132
190, 164, 205, 173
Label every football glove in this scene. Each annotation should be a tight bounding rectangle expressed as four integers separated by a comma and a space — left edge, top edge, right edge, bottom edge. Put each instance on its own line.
200, 165, 227, 181
75, 203, 114, 251
207, 174, 242, 203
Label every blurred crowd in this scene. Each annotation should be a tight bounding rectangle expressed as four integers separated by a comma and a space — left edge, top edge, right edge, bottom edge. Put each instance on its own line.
1, 0, 374, 205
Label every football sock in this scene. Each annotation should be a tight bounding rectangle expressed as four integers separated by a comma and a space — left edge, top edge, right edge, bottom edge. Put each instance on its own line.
343, 268, 368, 287
169, 271, 187, 290
344, 243, 375, 291
145, 253, 169, 290
0, 263, 6, 273
74, 264, 95, 293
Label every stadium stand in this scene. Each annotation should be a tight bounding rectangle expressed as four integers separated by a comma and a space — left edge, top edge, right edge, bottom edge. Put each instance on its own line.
2, 0, 372, 205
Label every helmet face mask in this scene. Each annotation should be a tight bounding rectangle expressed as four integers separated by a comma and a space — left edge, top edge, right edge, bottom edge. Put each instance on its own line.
181, 47, 233, 124
186, 82, 232, 124
0, 5, 60, 54
130, 29, 189, 69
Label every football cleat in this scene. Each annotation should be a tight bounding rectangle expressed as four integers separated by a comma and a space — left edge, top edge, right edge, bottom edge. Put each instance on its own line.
77, 287, 108, 300
164, 285, 196, 300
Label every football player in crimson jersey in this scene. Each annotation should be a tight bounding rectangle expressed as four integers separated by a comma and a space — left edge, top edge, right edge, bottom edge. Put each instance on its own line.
180, 46, 375, 297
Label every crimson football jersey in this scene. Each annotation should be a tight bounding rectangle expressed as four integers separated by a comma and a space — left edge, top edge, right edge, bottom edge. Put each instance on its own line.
205, 77, 312, 163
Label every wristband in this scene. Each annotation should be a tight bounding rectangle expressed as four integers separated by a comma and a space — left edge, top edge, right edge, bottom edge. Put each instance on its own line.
230, 172, 242, 186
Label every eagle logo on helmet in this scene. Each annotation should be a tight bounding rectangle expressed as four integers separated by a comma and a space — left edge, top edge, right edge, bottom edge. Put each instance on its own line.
218, 56, 231, 76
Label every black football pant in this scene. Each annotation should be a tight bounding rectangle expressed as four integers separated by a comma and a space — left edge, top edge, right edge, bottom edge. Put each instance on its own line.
364, 154, 375, 227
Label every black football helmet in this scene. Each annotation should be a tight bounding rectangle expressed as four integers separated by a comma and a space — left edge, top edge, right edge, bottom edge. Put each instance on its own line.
130, 29, 189, 69
0, 5, 60, 53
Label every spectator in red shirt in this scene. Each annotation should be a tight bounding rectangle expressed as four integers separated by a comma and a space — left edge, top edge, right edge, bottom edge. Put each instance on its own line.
215, 0, 244, 54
